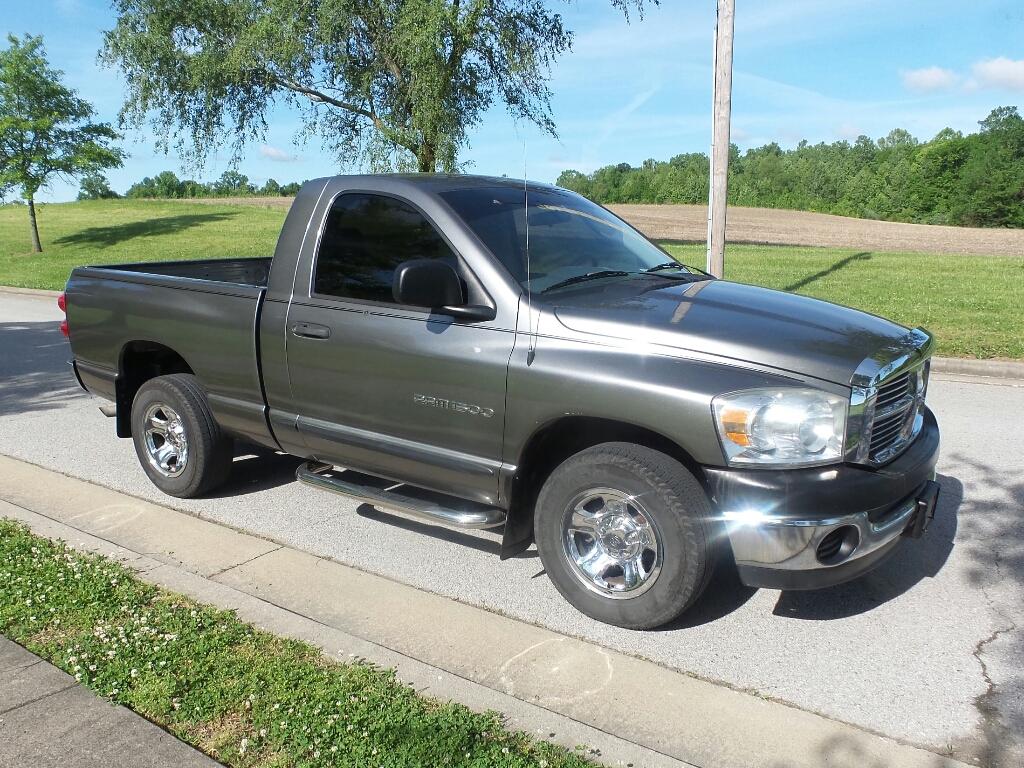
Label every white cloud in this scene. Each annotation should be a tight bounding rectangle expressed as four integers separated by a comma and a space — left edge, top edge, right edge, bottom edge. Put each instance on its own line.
900, 66, 958, 92
259, 144, 300, 162
835, 121, 862, 141
54, 0, 82, 16
971, 57, 1024, 92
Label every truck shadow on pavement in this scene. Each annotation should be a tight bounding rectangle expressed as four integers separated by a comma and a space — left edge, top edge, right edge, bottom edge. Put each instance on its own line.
207, 447, 305, 497
0, 321, 83, 417
770, 473, 961, 621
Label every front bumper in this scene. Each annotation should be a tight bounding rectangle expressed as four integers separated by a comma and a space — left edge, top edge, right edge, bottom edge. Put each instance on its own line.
706, 406, 940, 590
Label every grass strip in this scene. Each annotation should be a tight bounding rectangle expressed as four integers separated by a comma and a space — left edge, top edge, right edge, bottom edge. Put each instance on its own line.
0, 519, 596, 768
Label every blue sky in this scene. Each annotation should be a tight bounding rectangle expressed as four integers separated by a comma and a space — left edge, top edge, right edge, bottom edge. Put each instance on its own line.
6, 0, 1024, 201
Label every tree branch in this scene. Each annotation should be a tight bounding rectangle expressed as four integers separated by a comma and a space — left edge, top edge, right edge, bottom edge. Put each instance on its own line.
273, 76, 374, 120
273, 75, 419, 157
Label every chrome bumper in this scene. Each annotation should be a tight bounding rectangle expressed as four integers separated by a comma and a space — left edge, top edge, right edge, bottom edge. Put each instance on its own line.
725, 493, 918, 573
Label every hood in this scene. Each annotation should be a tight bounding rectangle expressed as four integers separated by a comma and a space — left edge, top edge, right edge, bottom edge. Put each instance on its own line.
550, 277, 911, 386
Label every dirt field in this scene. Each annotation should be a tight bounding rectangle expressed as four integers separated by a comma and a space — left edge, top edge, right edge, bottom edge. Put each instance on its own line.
188, 197, 1024, 256
610, 204, 1024, 256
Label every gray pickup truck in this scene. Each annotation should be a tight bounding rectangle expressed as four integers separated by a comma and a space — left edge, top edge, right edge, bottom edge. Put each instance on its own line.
62, 174, 940, 629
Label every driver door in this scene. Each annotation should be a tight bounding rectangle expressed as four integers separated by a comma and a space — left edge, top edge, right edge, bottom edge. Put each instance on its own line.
284, 192, 513, 506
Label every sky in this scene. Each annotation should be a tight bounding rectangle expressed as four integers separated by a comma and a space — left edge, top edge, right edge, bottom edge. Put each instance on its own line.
5, 0, 1024, 202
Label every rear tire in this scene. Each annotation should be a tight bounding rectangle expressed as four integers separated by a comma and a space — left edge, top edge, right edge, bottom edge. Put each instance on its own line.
130, 374, 233, 498
534, 442, 716, 629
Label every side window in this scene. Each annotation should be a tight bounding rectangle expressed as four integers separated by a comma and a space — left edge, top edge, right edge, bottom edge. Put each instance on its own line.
313, 193, 457, 303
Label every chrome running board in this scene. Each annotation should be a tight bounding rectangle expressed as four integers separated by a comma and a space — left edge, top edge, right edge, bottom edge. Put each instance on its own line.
296, 462, 506, 530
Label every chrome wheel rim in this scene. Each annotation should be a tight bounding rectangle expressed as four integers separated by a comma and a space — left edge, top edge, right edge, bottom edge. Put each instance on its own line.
142, 403, 189, 478
561, 488, 663, 599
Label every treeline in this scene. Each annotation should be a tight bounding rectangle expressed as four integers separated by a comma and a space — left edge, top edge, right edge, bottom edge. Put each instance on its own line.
77, 170, 304, 201
557, 106, 1024, 228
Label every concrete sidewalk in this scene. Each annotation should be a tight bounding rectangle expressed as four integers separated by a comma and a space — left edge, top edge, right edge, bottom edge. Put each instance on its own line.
0, 454, 972, 768
0, 636, 218, 768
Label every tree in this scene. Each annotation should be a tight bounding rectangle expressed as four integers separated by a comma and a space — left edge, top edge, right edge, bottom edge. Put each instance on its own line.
77, 173, 120, 200
212, 170, 252, 196
0, 34, 126, 252
260, 178, 282, 196
102, 1, 654, 174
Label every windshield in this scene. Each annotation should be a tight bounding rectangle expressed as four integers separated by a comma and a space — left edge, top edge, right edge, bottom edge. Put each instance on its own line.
440, 185, 701, 294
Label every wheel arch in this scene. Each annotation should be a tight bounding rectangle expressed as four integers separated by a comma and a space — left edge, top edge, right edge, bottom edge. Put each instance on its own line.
114, 341, 195, 437
500, 415, 708, 558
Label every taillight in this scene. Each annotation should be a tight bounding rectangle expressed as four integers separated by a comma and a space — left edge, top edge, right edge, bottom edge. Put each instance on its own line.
58, 291, 69, 338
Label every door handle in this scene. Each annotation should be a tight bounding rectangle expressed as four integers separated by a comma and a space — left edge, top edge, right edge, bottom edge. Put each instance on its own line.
291, 322, 331, 339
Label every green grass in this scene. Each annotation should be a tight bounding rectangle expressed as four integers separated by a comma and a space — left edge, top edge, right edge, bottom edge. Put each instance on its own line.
2, 199, 1022, 358
0, 519, 594, 768
0, 199, 286, 290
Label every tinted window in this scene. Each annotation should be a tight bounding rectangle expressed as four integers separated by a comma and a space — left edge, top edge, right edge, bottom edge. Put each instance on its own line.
314, 193, 456, 302
440, 186, 700, 295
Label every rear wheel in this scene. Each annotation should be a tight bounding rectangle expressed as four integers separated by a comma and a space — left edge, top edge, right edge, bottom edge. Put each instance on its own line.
534, 442, 716, 629
130, 374, 233, 498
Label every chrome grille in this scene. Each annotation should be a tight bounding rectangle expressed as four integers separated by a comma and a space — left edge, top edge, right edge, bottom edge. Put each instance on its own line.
846, 328, 933, 467
867, 363, 927, 464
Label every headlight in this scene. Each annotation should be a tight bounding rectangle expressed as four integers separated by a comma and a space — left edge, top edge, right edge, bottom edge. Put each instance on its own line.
712, 388, 847, 467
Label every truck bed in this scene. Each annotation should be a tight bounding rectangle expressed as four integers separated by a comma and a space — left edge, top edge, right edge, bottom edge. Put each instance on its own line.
89, 257, 272, 288
65, 256, 275, 449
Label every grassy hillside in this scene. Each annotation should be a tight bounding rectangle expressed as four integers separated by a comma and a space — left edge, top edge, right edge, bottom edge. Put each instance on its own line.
0, 199, 286, 289
2, 199, 1022, 359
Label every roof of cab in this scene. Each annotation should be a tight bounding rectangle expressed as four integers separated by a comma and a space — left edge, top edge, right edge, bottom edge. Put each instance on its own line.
305, 173, 559, 195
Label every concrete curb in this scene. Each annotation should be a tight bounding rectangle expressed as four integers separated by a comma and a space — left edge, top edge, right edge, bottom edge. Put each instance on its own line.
0, 286, 62, 298
0, 454, 973, 768
931, 356, 1024, 380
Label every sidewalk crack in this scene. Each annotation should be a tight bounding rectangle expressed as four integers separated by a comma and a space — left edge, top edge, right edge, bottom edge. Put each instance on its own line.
0, 680, 77, 716
208, 546, 282, 579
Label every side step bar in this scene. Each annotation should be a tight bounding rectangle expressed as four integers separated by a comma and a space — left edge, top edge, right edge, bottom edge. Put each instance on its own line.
296, 462, 506, 530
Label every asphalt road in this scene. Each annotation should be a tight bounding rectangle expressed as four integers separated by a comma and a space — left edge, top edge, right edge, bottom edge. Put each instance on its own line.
2, 292, 1021, 765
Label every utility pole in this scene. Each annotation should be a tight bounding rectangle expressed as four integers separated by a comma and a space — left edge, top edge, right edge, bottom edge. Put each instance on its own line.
706, 0, 735, 278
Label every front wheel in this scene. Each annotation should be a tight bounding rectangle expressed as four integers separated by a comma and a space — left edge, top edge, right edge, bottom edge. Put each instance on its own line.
534, 443, 716, 629
130, 374, 233, 498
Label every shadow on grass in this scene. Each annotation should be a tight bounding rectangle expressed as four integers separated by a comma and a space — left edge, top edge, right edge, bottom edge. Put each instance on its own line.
783, 251, 872, 292
53, 212, 238, 247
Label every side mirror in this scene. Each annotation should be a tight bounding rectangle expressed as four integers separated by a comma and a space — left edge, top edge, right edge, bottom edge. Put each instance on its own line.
392, 259, 496, 322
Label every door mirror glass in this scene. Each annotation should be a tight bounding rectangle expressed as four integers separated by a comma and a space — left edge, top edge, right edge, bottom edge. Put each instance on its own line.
392, 259, 465, 308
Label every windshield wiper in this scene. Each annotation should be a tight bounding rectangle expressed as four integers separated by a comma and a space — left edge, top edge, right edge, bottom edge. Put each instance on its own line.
539, 270, 630, 294
645, 261, 714, 277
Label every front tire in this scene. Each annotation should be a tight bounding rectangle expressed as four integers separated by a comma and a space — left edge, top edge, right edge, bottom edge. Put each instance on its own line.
534, 442, 716, 629
130, 374, 233, 498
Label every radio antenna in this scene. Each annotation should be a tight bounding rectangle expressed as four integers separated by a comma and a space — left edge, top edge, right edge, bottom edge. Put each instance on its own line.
524, 142, 536, 364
